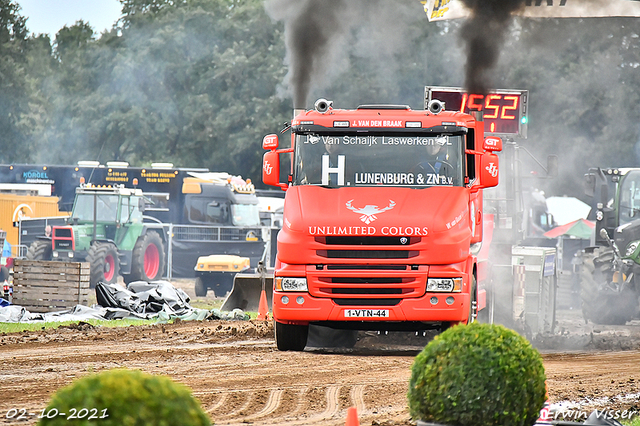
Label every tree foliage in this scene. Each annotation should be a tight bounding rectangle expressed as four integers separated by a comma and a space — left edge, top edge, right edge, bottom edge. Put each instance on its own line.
0, 0, 30, 162
408, 322, 546, 426
23, 0, 291, 181
0, 0, 639, 195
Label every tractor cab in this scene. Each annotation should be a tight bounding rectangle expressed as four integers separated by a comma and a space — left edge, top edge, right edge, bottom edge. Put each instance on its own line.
27, 183, 166, 288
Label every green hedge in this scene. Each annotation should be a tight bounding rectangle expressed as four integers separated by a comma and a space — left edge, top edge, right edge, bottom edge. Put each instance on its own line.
408, 322, 546, 426
38, 368, 211, 426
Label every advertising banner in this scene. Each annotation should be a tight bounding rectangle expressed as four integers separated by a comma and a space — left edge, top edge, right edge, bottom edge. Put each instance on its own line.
423, 0, 640, 22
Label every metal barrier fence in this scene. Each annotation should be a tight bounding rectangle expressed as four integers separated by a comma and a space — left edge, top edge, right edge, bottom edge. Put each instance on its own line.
163, 224, 273, 279
15, 217, 276, 280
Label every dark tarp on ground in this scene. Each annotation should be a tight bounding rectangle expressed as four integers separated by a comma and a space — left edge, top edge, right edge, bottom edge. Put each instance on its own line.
96, 281, 193, 316
0, 281, 249, 323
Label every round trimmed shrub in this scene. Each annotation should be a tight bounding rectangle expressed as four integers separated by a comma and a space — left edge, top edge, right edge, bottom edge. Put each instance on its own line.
37, 368, 211, 426
408, 322, 546, 426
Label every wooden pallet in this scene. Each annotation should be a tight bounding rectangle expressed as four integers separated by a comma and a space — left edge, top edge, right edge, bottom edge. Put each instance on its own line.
12, 260, 91, 312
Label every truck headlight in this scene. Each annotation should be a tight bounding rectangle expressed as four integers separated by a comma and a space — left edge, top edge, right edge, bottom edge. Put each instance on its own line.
427, 278, 462, 292
626, 242, 639, 257
275, 277, 308, 292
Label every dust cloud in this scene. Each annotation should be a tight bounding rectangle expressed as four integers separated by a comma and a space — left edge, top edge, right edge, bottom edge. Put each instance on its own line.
264, 0, 423, 109
459, 0, 526, 94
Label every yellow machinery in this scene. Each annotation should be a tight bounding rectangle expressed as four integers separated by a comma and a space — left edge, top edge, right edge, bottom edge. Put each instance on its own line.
194, 254, 251, 297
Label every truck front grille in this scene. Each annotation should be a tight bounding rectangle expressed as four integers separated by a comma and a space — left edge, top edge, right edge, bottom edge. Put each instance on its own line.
326, 264, 407, 270
316, 250, 418, 259
307, 266, 426, 301
309, 235, 426, 302
332, 298, 401, 306
316, 236, 420, 245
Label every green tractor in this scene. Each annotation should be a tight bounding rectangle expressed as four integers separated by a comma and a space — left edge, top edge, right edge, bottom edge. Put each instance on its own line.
579, 168, 640, 324
26, 184, 167, 288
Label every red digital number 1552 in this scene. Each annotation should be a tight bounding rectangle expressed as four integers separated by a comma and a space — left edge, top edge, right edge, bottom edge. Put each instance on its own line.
460, 94, 519, 120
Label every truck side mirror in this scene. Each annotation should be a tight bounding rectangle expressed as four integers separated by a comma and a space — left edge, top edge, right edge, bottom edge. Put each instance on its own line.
478, 152, 499, 188
263, 151, 286, 189
584, 173, 596, 197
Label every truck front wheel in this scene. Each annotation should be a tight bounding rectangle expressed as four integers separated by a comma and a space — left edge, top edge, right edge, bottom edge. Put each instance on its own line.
129, 232, 165, 283
87, 242, 119, 288
467, 275, 477, 324
26, 240, 52, 261
275, 321, 308, 351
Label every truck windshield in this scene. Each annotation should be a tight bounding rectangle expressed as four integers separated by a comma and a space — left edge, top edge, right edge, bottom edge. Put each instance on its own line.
72, 194, 119, 222
231, 204, 261, 227
293, 133, 465, 188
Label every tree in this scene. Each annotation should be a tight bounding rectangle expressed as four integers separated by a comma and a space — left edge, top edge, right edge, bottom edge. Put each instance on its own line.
27, 0, 290, 183
9, 0, 640, 200
495, 17, 640, 197
0, 0, 31, 162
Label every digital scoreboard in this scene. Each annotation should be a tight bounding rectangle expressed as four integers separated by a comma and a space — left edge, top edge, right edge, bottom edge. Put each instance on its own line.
425, 86, 528, 138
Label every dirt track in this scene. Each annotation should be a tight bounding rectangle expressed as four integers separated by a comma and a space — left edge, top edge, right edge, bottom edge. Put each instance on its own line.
1, 282, 640, 426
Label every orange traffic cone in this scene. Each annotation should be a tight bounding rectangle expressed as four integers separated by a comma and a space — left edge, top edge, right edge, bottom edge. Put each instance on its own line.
345, 406, 359, 426
256, 288, 269, 321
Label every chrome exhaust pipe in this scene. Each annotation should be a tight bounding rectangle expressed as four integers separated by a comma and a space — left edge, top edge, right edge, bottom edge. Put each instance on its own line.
314, 98, 332, 113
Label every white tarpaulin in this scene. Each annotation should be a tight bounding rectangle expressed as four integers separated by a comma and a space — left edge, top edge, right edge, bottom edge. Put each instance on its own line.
546, 196, 592, 226
422, 0, 640, 22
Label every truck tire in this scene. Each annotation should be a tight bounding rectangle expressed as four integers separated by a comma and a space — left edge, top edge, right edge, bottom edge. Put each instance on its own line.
129, 232, 165, 283
26, 240, 52, 261
467, 275, 478, 324
580, 247, 638, 325
87, 242, 119, 288
194, 276, 208, 297
275, 321, 308, 351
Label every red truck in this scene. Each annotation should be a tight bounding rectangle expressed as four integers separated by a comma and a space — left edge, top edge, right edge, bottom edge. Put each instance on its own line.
262, 99, 502, 351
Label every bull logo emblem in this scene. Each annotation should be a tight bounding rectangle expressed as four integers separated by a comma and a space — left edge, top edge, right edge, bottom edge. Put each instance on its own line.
346, 199, 396, 224
263, 161, 273, 176
486, 162, 498, 178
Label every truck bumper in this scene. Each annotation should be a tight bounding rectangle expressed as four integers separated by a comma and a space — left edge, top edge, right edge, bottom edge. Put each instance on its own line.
273, 291, 470, 325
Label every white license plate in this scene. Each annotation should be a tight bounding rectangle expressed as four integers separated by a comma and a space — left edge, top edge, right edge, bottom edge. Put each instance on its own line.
344, 309, 389, 318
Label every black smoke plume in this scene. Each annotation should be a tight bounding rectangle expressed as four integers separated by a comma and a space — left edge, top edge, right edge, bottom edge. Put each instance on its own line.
460, 0, 526, 94
265, 0, 346, 109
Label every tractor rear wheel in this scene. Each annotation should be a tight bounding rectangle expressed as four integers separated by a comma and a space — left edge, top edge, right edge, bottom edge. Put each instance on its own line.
87, 242, 120, 288
129, 232, 165, 283
275, 321, 308, 351
580, 247, 638, 325
26, 240, 52, 261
